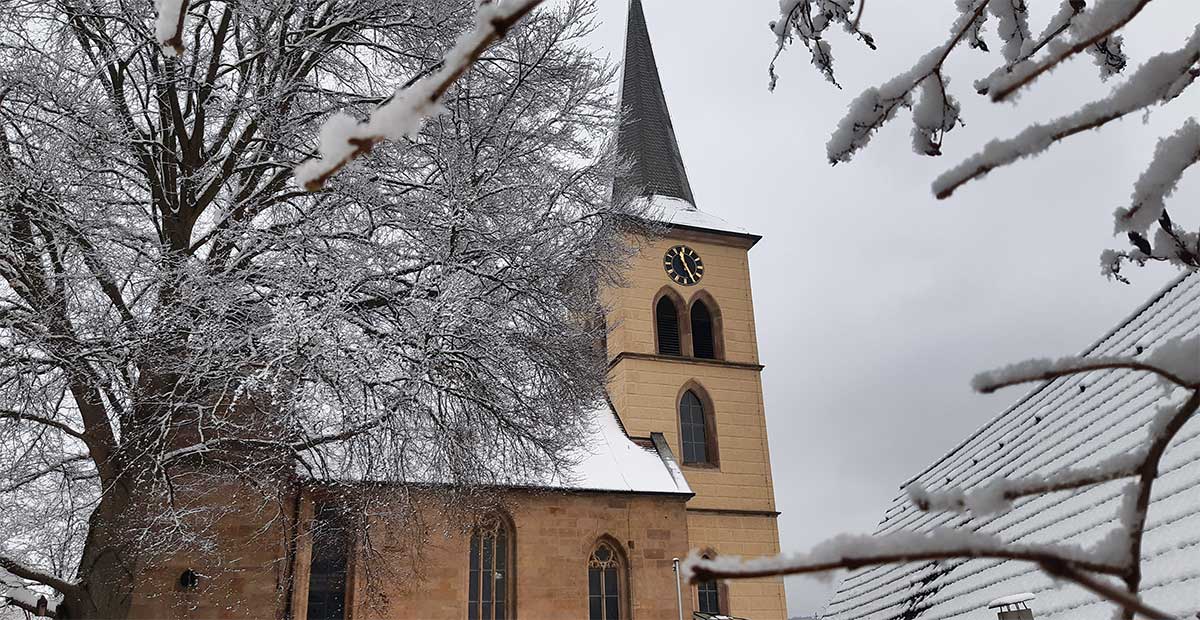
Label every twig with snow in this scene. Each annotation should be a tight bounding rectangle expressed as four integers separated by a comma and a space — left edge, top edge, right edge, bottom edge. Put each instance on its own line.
690, 335, 1200, 620
293, 0, 545, 191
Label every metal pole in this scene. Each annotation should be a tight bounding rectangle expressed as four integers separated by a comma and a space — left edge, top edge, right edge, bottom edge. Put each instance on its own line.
672, 557, 684, 620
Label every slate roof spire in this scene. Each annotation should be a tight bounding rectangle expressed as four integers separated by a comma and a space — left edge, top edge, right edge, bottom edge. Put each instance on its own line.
614, 0, 696, 206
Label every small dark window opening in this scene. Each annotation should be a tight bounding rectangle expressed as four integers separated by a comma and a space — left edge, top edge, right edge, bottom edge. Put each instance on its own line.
697, 579, 720, 614
656, 296, 681, 356
680, 390, 708, 464
179, 569, 199, 590
306, 503, 351, 620
691, 301, 716, 359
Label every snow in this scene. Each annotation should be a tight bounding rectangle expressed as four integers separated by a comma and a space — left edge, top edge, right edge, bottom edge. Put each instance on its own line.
988, 592, 1036, 608
631, 194, 755, 238
295, 0, 542, 190
680, 529, 1100, 583
1113, 119, 1200, 238
0, 568, 56, 615
936, 25, 1200, 198
827, 1, 984, 163
988, 0, 1031, 63
824, 272, 1200, 620
555, 404, 692, 494
1145, 334, 1200, 387
154, 0, 186, 55
304, 402, 692, 496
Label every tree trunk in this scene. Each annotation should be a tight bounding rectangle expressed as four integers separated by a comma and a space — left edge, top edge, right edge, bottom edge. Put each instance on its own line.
66, 482, 139, 620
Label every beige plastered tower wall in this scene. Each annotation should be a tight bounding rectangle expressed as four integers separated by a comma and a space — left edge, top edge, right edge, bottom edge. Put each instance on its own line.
602, 225, 787, 619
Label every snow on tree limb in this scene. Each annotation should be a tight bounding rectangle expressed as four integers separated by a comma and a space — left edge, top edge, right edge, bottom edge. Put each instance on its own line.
971, 335, 1200, 393
0, 557, 75, 599
1114, 119, 1200, 239
769, 0, 875, 90
294, 0, 545, 191
987, 0, 1155, 102
826, 0, 986, 163
154, 0, 189, 56
933, 26, 1200, 199
681, 529, 1124, 581
907, 449, 1145, 516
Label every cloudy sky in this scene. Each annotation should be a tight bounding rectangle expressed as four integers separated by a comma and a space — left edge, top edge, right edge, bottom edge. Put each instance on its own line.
585, 2, 1199, 616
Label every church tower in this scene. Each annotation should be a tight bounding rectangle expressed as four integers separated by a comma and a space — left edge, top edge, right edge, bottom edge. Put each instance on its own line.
603, 2, 787, 618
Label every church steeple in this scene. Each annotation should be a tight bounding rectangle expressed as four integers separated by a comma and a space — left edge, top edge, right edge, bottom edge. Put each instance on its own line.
614, 0, 696, 206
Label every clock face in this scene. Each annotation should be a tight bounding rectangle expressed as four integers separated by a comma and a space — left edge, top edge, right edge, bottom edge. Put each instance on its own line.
664, 245, 704, 286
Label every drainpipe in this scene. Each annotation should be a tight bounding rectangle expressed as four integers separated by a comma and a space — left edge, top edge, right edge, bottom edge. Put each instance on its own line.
672, 558, 684, 620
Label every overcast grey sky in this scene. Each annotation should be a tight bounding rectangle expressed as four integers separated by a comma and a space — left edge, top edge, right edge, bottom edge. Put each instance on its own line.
585, 1, 1200, 616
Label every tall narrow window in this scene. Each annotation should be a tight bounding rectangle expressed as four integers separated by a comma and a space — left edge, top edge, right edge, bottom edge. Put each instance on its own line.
306, 503, 350, 620
588, 542, 623, 620
691, 300, 716, 359
680, 390, 708, 464
655, 296, 681, 356
468, 515, 512, 620
697, 579, 720, 614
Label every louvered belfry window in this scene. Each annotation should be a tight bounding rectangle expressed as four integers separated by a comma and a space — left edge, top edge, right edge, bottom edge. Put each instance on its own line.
680, 390, 708, 464
691, 301, 715, 359
656, 296, 681, 356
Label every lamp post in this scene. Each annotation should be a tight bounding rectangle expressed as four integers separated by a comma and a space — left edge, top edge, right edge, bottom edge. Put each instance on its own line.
672, 557, 684, 620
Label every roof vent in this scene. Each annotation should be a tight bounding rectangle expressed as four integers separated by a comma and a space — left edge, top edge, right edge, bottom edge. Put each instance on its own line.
988, 593, 1035, 620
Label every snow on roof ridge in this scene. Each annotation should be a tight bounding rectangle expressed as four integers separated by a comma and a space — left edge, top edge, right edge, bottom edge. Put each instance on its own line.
897, 271, 1198, 490
633, 194, 758, 239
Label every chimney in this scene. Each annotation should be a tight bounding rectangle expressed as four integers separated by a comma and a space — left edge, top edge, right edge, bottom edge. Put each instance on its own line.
987, 593, 1035, 620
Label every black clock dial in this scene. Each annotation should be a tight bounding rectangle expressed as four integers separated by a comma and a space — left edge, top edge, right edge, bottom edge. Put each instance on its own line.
663, 245, 704, 285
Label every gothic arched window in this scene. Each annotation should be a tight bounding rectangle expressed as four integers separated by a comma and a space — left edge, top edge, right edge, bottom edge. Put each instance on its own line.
690, 299, 716, 359
656, 296, 681, 356
680, 390, 710, 464
468, 515, 513, 620
588, 541, 625, 620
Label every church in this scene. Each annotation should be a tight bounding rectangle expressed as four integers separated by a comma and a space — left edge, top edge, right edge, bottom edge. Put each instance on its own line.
105, 1, 790, 619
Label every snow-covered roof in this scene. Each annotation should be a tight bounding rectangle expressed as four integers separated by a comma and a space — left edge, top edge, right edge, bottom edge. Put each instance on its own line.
824, 271, 1200, 620
304, 402, 692, 496
634, 194, 758, 240
556, 403, 691, 494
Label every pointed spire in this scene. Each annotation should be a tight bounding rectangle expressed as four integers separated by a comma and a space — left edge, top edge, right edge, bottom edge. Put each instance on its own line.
614, 0, 696, 206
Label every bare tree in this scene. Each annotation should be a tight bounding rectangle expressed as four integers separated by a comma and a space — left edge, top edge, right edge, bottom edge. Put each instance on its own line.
770, 0, 1199, 282
685, 4, 1200, 618
0, 0, 628, 617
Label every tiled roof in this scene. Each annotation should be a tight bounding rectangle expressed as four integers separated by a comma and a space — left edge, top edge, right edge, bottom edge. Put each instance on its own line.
824, 271, 1200, 620
614, 0, 695, 205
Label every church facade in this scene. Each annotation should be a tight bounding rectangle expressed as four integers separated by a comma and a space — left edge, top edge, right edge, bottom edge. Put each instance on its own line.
120, 2, 787, 619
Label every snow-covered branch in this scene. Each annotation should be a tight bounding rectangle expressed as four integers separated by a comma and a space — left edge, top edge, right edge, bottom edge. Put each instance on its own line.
826, 0, 985, 163
970, 337, 1200, 394
934, 27, 1200, 199
0, 557, 75, 599
907, 449, 1145, 516
294, 0, 545, 191
988, 0, 1155, 102
153, 0, 189, 56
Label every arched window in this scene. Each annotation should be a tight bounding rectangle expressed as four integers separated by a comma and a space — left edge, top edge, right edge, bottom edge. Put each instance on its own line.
690, 300, 716, 359
468, 515, 513, 620
655, 296, 681, 356
696, 553, 723, 615
680, 390, 710, 464
588, 541, 625, 620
